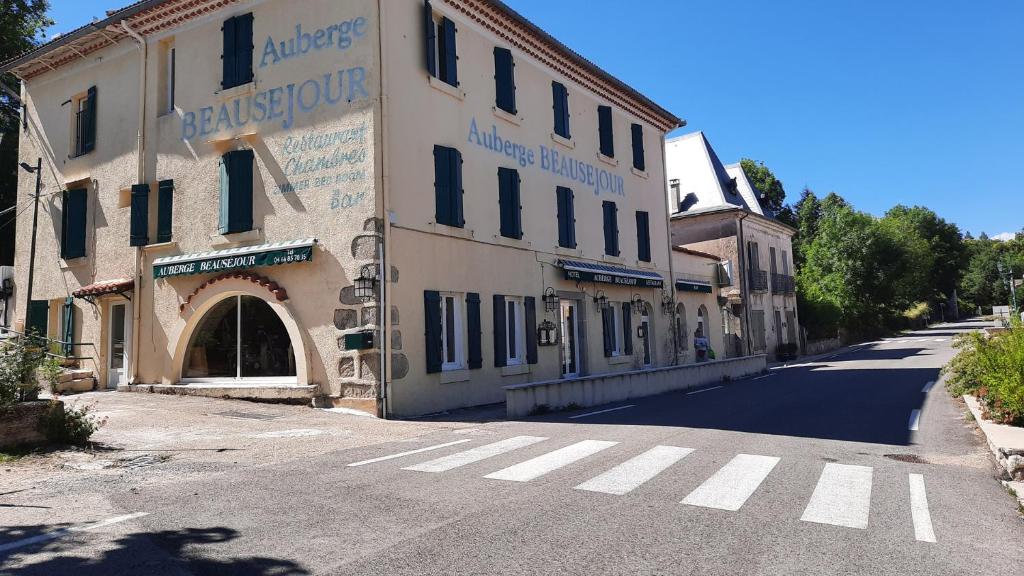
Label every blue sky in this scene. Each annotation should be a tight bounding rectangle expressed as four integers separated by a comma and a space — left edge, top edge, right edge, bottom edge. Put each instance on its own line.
46, 1, 1023, 238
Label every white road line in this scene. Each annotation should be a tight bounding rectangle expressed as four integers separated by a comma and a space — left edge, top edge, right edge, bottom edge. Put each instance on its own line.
568, 405, 635, 419
751, 374, 776, 381
934, 338, 946, 342
921, 381, 936, 393
687, 386, 723, 395
0, 512, 150, 554
800, 463, 873, 529
908, 409, 922, 431
909, 474, 937, 543
575, 446, 694, 495
403, 436, 548, 473
681, 454, 780, 511
347, 439, 472, 467
484, 440, 618, 482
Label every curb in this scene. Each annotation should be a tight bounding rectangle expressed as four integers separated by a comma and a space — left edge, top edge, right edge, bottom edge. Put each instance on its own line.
962, 394, 1024, 510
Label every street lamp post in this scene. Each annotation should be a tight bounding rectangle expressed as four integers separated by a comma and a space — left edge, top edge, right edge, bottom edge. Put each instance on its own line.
21, 158, 42, 331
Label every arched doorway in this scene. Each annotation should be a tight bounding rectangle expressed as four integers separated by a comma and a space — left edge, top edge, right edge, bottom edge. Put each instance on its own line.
182, 295, 296, 382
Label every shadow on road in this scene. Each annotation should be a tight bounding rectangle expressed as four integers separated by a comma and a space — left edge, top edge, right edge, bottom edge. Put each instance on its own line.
0, 524, 310, 575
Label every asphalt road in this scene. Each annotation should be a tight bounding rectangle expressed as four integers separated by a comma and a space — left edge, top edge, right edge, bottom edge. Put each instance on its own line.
2, 321, 1022, 575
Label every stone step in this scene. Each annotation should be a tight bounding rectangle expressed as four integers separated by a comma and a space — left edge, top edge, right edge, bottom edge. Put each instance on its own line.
55, 377, 95, 393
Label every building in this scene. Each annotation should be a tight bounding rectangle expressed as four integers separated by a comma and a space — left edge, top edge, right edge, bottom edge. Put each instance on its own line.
665, 131, 800, 360
2, 0, 684, 417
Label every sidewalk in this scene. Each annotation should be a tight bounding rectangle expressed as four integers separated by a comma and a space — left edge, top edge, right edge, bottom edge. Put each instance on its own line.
963, 395, 1024, 509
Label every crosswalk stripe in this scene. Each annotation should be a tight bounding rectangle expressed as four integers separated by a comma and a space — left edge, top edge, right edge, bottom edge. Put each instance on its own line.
801, 463, 873, 529
909, 474, 937, 543
403, 436, 548, 473
921, 381, 936, 393
347, 439, 472, 467
681, 454, 780, 511
908, 409, 921, 431
484, 440, 618, 482
575, 445, 694, 495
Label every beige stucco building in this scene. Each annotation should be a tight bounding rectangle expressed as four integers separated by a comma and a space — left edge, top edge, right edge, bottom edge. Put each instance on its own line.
666, 132, 801, 360
3, 0, 690, 417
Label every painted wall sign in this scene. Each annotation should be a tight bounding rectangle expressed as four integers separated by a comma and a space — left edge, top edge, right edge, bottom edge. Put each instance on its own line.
260, 19, 368, 68
564, 269, 664, 288
467, 118, 626, 197
153, 245, 314, 279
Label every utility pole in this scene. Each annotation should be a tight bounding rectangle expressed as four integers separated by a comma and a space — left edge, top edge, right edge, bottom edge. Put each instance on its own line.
997, 261, 1019, 316
21, 158, 42, 331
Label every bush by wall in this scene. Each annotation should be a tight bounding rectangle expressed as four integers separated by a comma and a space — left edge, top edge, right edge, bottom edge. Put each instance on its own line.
943, 321, 1024, 425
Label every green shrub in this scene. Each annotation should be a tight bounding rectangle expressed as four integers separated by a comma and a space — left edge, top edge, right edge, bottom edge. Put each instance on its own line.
0, 334, 45, 409
41, 401, 105, 445
943, 321, 1024, 425
39, 357, 63, 395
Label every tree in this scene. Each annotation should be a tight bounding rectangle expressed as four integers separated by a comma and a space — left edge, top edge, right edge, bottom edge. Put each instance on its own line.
0, 0, 52, 265
740, 158, 786, 216
879, 205, 966, 310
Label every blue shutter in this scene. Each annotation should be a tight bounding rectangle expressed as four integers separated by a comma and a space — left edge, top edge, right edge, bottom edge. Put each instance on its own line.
83, 86, 97, 153
433, 145, 452, 226
492, 295, 506, 367
557, 187, 576, 249
601, 306, 613, 357
157, 179, 174, 243
221, 16, 237, 89
63, 188, 88, 259
598, 105, 614, 157
603, 201, 619, 257
466, 293, 482, 369
494, 47, 516, 114
525, 296, 537, 364
424, 291, 442, 373
450, 147, 464, 227
28, 300, 48, 338
129, 184, 149, 247
424, 0, 437, 76
220, 150, 253, 234
439, 17, 458, 86
552, 82, 570, 138
636, 211, 651, 262
631, 123, 645, 172
498, 168, 521, 239
621, 302, 633, 355
61, 297, 74, 357
235, 13, 254, 87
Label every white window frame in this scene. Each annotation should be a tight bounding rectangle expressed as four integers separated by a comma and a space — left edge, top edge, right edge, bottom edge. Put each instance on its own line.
440, 292, 465, 371
505, 297, 525, 365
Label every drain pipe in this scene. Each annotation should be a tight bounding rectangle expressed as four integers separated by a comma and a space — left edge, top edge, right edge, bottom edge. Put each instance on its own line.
737, 212, 752, 357
122, 20, 147, 384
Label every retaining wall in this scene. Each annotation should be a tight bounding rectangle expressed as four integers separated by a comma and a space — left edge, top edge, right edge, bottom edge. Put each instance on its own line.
505, 355, 766, 419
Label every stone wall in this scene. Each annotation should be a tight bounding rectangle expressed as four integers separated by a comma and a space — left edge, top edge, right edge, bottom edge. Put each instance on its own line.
0, 400, 61, 449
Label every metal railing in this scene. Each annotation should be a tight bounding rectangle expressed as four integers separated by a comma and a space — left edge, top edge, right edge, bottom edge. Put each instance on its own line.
771, 273, 796, 295
73, 108, 90, 157
0, 327, 97, 364
748, 269, 769, 292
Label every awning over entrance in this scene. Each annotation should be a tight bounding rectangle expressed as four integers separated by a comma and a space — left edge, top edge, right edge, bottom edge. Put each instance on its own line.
153, 238, 317, 279
676, 279, 714, 294
72, 277, 134, 299
558, 259, 664, 288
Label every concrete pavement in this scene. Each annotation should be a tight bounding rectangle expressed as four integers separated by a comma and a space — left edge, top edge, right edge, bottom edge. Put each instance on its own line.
1, 321, 1021, 575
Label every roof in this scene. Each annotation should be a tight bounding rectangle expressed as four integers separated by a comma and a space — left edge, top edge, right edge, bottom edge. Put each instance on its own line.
672, 246, 721, 262
671, 203, 796, 234
725, 163, 766, 216
1, 0, 683, 131
71, 277, 134, 299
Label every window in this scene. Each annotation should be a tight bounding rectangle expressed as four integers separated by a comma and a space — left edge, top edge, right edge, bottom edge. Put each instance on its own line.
183, 295, 296, 380
552, 81, 570, 139
440, 293, 464, 371
602, 200, 619, 256
697, 305, 708, 338
157, 180, 174, 243
598, 105, 614, 157
601, 304, 622, 357
61, 188, 88, 259
27, 300, 48, 338
504, 297, 525, 365
433, 145, 464, 227
621, 302, 634, 356
424, 1, 458, 87
159, 41, 176, 114
675, 303, 688, 350
782, 250, 790, 276
60, 297, 75, 357
631, 123, 645, 172
636, 211, 651, 262
556, 186, 576, 249
129, 184, 149, 247
71, 87, 96, 157
770, 246, 778, 276
494, 47, 516, 114
221, 13, 254, 90
498, 167, 522, 239
750, 310, 767, 352
219, 149, 254, 235
670, 179, 681, 209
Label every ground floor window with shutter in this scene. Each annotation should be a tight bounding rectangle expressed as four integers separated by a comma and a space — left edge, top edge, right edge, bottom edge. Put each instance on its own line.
504, 297, 525, 365
601, 304, 623, 357
440, 293, 465, 371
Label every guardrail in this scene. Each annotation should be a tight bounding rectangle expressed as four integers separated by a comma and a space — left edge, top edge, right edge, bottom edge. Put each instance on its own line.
748, 269, 769, 292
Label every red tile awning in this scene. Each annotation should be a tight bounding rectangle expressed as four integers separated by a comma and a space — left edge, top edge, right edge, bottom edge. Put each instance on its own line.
72, 278, 134, 299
